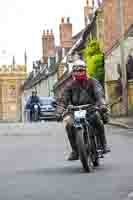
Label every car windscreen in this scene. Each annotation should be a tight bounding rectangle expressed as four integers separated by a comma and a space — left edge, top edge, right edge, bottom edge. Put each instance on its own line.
40, 98, 55, 105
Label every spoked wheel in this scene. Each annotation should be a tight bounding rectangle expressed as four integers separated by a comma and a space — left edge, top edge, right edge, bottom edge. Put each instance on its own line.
90, 136, 99, 167
76, 129, 92, 172
32, 111, 38, 122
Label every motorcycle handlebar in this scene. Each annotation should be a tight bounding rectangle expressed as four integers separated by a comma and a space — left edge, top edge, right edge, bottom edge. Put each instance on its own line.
69, 104, 98, 110
56, 103, 102, 112
30, 102, 40, 106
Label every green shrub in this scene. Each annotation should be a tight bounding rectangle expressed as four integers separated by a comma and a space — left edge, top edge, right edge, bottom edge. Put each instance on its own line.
83, 39, 104, 84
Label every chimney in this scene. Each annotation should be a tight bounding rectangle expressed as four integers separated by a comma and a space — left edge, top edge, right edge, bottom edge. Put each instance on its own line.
24, 49, 27, 65
84, 0, 93, 26
12, 56, 16, 68
67, 17, 70, 23
23, 49, 27, 72
48, 29, 56, 57
42, 29, 56, 64
59, 17, 73, 49
61, 17, 64, 23
42, 30, 48, 64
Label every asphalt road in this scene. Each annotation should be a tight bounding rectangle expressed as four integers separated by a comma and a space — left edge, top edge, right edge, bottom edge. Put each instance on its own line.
0, 122, 132, 200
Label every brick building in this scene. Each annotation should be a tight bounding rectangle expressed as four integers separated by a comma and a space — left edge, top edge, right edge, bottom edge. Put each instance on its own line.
103, 0, 133, 115
103, 0, 133, 52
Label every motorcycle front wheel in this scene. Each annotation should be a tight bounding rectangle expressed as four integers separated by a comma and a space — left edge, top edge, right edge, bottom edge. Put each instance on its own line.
32, 111, 38, 121
76, 129, 91, 172
90, 136, 99, 167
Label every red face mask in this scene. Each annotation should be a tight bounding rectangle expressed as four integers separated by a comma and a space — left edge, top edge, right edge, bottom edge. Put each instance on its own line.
73, 70, 87, 81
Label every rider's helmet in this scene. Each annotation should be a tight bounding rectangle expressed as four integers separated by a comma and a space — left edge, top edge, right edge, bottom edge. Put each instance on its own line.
32, 90, 37, 96
72, 53, 87, 81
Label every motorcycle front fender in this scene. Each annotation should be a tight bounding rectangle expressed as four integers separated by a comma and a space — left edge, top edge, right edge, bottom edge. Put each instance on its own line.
34, 108, 39, 112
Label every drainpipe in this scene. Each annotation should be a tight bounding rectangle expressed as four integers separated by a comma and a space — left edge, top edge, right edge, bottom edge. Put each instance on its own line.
117, 0, 128, 115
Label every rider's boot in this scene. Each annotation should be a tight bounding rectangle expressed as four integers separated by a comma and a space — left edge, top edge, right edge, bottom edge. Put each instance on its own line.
96, 120, 111, 154
66, 125, 79, 161
101, 132, 111, 154
99, 125, 111, 154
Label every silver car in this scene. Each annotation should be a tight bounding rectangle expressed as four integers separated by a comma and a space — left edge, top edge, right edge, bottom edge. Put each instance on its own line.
39, 97, 60, 120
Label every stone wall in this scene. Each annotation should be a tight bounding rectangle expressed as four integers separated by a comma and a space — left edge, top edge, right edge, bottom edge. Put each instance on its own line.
105, 80, 133, 115
0, 74, 27, 122
104, 34, 133, 116
105, 37, 133, 82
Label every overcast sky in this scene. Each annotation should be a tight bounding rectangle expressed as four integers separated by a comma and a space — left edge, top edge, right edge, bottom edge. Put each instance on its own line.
0, 0, 98, 71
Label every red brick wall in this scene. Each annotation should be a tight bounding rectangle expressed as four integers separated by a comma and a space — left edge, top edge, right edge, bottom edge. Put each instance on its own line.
103, 0, 133, 52
124, 0, 133, 31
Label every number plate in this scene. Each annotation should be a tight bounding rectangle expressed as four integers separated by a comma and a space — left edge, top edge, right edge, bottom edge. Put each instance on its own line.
74, 110, 86, 119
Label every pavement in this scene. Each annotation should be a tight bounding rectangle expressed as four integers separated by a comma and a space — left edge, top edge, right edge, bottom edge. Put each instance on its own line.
109, 116, 133, 129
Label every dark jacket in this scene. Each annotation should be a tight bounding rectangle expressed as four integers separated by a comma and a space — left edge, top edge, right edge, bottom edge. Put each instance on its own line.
26, 96, 40, 109
63, 78, 105, 107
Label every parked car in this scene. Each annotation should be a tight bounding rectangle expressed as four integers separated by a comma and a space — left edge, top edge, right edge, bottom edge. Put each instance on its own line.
39, 96, 61, 121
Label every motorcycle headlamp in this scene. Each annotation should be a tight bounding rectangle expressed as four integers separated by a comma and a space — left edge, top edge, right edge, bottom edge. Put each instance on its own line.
34, 105, 38, 109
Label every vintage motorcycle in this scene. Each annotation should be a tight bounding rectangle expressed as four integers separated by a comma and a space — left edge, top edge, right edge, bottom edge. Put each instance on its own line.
63, 104, 104, 172
30, 103, 40, 122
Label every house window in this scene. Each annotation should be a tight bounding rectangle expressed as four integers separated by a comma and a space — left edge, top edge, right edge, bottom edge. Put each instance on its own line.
8, 86, 16, 97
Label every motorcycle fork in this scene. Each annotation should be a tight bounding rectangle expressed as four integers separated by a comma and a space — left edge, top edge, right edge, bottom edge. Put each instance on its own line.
83, 123, 91, 155
86, 123, 97, 156
83, 125, 88, 145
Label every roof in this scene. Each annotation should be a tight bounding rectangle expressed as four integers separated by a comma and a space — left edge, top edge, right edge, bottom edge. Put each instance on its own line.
53, 71, 72, 90
22, 62, 58, 90
68, 13, 97, 55
72, 29, 84, 41
21, 71, 34, 89
22, 10, 99, 92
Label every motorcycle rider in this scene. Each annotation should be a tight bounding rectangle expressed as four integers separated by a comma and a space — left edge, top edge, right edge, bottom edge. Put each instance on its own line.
26, 91, 41, 121
63, 56, 110, 161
